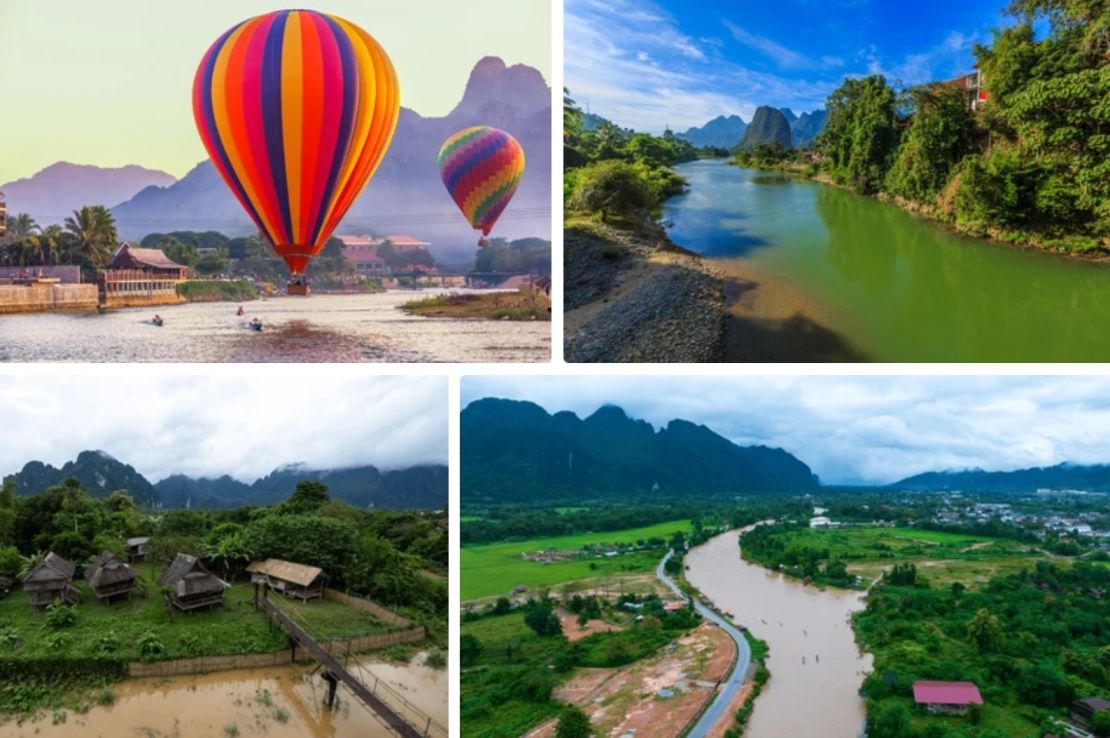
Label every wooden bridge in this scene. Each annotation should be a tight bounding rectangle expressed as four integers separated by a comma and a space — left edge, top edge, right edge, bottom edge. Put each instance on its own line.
258, 591, 446, 738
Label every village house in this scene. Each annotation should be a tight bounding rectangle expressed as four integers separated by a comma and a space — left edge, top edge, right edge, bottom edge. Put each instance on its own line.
107, 243, 189, 279
1071, 697, 1110, 732
246, 558, 326, 602
126, 536, 151, 563
336, 234, 434, 277
157, 553, 226, 612
84, 551, 140, 603
22, 552, 80, 608
912, 680, 983, 715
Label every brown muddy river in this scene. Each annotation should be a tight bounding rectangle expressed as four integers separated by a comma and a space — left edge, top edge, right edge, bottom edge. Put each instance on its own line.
0, 291, 549, 362
0, 653, 446, 738
685, 529, 871, 738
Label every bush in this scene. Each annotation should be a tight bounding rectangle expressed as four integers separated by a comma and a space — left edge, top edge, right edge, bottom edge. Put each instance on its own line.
556, 706, 593, 738
567, 161, 652, 222
460, 634, 482, 667
44, 602, 77, 630
524, 603, 562, 637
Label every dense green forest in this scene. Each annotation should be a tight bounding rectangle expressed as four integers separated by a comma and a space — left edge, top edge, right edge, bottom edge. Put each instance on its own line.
0, 477, 447, 628
858, 561, 1110, 738
764, 0, 1109, 253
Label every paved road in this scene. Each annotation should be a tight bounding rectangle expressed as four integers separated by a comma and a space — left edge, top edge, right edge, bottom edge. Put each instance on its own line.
657, 550, 752, 738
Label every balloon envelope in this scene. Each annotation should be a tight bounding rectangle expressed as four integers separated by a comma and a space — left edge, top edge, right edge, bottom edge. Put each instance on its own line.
193, 9, 400, 274
437, 126, 525, 244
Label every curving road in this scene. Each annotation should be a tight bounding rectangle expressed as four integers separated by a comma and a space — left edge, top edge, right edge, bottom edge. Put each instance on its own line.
657, 550, 752, 738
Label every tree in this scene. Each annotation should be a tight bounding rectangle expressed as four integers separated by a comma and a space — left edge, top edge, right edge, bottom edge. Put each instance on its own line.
1015, 661, 1073, 707
885, 84, 976, 201
194, 250, 228, 275
524, 602, 562, 637
493, 597, 512, 615
567, 161, 651, 222
555, 706, 593, 738
966, 607, 1003, 652
1093, 711, 1110, 736
63, 206, 117, 272
821, 75, 899, 194
459, 634, 482, 667
4, 213, 38, 241
868, 702, 913, 738
282, 481, 331, 515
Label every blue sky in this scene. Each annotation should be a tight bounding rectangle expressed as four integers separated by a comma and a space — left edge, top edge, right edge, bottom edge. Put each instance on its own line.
565, 0, 1012, 133
462, 376, 1110, 485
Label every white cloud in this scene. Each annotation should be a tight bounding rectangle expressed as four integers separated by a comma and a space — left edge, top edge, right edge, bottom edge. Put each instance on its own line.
0, 375, 447, 482
461, 376, 1110, 486
723, 20, 817, 70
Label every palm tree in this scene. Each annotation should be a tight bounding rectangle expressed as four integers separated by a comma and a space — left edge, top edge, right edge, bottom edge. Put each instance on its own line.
63, 205, 118, 269
38, 225, 65, 265
4, 213, 39, 241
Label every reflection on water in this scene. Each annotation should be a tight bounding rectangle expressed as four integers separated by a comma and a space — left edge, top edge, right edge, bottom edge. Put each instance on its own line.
685, 529, 871, 738
665, 159, 1110, 361
1, 653, 446, 738
0, 291, 549, 363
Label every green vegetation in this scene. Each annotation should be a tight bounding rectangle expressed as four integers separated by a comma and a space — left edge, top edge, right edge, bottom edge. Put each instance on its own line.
741, 524, 1046, 589
857, 561, 1110, 738
473, 237, 551, 276
400, 291, 551, 321
460, 520, 690, 601
1, 206, 118, 278
176, 279, 258, 302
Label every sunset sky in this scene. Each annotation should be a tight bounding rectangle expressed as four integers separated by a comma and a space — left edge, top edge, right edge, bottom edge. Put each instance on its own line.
0, 1, 551, 183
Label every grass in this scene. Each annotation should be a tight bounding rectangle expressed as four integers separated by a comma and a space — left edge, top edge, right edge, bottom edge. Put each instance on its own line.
400, 291, 551, 321
0, 563, 392, 663
765, 526, 1046, 589
460, 520, 690, 601
177, 279, 258, 302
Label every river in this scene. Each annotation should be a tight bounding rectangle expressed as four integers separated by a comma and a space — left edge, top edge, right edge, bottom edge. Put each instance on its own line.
0, 291, 548, 362
0, 653, 446, 738
664, 160, 1110, 361
684, 529, 871, 738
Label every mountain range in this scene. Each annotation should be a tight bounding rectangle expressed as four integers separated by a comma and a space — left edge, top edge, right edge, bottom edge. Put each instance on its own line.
110, 56, 551, 260
7, 450, 447, 509
0, 163, 176, 225
461, 398, 819, 503
676, 107, 826, 150
893, 463, 1110, 492
676, 115, 748, 148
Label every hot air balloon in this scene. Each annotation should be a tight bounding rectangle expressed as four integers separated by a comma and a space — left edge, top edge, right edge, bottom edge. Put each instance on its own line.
437, 126, 525, 248
192, 10, 400, 293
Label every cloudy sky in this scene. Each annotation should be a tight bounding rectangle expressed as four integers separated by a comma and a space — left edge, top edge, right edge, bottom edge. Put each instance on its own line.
462, 376, 1110, 485
0, 0, 550, 183
565, 0, 1009, 133
0, 375, 447, 482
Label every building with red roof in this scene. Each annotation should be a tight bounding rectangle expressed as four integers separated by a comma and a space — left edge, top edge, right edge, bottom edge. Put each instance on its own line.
913, 681, 983, 715
336, 234, 434, 277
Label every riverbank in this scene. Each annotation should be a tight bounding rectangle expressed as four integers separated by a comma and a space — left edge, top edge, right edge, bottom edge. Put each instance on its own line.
400, 290, 550, 321
176, 279, 258, 302
564, 217, 726, 362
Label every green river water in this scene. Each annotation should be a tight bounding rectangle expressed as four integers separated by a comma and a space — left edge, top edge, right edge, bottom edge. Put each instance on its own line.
664, 159, 1110, 362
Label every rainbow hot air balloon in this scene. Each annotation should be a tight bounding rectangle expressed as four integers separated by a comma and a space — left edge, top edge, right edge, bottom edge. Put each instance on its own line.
192, 10, 400, 286
437, 126, 525, 247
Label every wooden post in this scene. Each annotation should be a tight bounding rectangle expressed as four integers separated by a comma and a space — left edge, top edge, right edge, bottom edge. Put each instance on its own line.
323, 671, 339, 709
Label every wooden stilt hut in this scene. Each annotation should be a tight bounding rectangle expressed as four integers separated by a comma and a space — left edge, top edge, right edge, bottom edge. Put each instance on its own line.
156, 553, 226, 612
22, 552, 80, 608
84, 551, 140, 603
246, 558, 326, 602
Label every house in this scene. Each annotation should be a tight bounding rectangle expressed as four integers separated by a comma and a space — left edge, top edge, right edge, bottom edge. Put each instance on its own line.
84, 551, 140, 603
662, 601, 685, 612
336, 234, 434, 276
107, 243, 189, 279
22, 552, 80, 608
810, 516, 833, 529
1071, 697, 1110, 731
156, 553, 226, 612
943, 67, 988, 111
126, 536, 151, 563
246, 558, 325, 602
913, 681, 983, 715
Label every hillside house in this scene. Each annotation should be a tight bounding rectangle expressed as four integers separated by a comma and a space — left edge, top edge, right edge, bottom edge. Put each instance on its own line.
126, 536, 151, 563
246, 558, 325, 602
913, 680, 983, 715
1071, 697, 1110, 732
22, 552, 80, 608
157, 553, 226, 612
84, 551, 140, 603
943, 67, 988, 111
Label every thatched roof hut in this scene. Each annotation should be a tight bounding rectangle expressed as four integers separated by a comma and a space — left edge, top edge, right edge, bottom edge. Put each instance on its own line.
246, 558, 326, 602
84, 551, 140, 603
157, 553, 226, 612
22, 552, 80, 608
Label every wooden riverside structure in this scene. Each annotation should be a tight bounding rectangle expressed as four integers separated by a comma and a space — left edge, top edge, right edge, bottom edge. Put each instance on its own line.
157, 553, 226, 612
22, 552, 80, 608
246, 558, 325, 601
84, 551, 141, 603
255, 587, 446, 738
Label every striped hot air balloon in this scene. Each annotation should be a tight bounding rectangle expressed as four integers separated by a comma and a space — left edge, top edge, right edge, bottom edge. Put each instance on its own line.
437, 126, 525, 247
192, 9, 400, 278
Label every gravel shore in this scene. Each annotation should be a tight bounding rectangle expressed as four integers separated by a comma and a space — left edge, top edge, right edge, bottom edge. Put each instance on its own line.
564, 219, 726, 362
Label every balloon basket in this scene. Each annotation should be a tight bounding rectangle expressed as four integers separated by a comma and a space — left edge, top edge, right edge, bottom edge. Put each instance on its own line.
287, 281, 310, 296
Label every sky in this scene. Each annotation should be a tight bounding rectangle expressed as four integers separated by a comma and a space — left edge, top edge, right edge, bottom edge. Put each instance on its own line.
0, 374, 447, 482
0, 1, 551, 183
461, 376, 1110, 486
565, 0, 1011, 133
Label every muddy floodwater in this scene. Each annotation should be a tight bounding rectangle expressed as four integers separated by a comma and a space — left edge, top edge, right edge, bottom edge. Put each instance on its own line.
685, 529, 871, 738
0, 290, 549, 362
1, 653, 446, 738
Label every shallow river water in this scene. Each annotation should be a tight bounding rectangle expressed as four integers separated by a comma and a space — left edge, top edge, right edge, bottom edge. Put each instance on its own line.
0, 291, 549, 362
1, 653, 446, 738
685, 529, 871, 738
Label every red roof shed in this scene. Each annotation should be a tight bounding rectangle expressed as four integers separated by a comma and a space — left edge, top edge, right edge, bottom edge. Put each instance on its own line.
913, 681, 983, 706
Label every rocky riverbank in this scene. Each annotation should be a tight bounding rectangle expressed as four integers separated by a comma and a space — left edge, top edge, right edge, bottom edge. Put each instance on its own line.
564, 218, 726, 362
